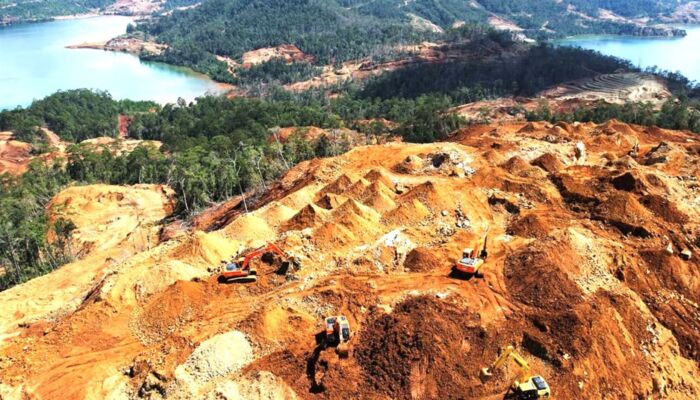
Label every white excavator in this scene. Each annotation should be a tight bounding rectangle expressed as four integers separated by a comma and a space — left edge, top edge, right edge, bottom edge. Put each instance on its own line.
480, 345, 551, 399
324, 315, 351, 358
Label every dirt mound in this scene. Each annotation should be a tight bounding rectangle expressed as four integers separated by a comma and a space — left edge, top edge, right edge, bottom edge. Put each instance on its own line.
594, 192, 655, 237
314, 193, 348, 210
221, 214, 276, 243
132, 280, 207, 344
310, 200, 384, 251
315, 174, 354, 200
332, 199, 380, 221
644, 141, 685, 168
170, 330, 253, 397
360, 180, 395, 201
518, 121, 550, 133
363, 168, 395, 189
508, 212, 569, 239
383, 198, 431, 226
355, 296, 485, 400
403, 247, 444, 272
169, 231, 236, 266
552, 121, 574, 134
531, 153, 564, 173
610, 171, 649, 192
551, 171, 601, 205
598, 119, 638, 137
398, 181, 445, 209
505, 238, 585, 311
395, 154, 425, 174
640, 194, 689, 224
500, 155, 546, 178
361, 188, 397, 213
283, 204, 330, 231
343, 178, 371, 200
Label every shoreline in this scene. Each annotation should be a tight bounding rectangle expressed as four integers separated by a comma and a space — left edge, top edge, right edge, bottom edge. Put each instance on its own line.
556, 24, 699, 41
1, 11, 133, 28
52, 12, 103, 21
64, 36, 236, 96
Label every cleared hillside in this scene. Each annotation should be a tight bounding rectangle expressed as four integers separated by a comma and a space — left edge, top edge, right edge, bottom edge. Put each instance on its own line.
0, 119, 699, 399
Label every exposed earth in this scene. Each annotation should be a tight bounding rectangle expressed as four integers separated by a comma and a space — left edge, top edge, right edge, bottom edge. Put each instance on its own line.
0, 132, 161, 176
1, 120, 700, 399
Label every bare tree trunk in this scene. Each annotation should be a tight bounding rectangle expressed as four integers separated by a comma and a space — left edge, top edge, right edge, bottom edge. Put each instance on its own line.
272, 130, 291, 170
232, 157, 248, 213
180, 179, 190, 213
254, 154, 267, 191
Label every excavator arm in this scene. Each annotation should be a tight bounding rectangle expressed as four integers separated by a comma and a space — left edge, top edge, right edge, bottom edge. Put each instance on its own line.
220, 242, 299, 283
480, 345, 531, 382
480, 226, 490, 259
509, 352, 532, 385
239, 242, 300, 274
481, 345, 551, 399
239, 243, 286, 272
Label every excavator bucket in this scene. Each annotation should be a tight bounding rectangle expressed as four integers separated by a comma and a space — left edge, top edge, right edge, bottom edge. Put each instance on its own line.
479, 367, 494, 383
336, 343, 349, 358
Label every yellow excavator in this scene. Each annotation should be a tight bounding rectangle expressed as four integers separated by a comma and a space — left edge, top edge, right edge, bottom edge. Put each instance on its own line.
480, 346, 551, 399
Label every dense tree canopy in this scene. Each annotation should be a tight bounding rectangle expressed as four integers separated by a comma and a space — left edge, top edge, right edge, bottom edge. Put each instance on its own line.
0, 89, 157, 143
135, 0, 691, 81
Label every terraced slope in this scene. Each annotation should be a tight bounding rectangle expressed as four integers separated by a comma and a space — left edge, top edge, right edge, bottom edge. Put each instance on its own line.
540, 72, 672, 104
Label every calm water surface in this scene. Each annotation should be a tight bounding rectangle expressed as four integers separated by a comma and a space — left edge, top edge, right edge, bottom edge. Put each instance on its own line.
0, 16, 223, 110
558, 26, 700, 82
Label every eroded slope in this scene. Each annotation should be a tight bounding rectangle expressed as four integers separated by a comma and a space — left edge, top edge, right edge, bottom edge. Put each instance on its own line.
1, 121, 700, 399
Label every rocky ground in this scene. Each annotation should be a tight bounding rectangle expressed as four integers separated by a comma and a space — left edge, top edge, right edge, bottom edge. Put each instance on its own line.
0, 120, 699, 399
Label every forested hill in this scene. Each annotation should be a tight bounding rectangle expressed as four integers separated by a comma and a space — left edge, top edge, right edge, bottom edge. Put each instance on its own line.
0, 0, 111, 24
135, 0, 693, 82
0, 0, 198, 25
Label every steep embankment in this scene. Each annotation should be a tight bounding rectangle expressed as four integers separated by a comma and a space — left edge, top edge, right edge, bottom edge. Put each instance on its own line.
0, 184, 174, 343
1, 121, 700, 399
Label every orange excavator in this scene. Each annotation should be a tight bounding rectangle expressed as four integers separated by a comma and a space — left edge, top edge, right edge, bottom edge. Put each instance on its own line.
219, 242, 299, 283
454, 229, 489, 277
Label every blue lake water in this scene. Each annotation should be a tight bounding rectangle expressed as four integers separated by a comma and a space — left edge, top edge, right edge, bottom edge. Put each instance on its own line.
0, 16, 223, 110
557, 26, 700, 83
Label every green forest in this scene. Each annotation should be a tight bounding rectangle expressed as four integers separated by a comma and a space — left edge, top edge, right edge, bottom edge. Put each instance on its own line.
0, 90, 157, 143
0, 0, 111, 24
0, 0, 199, 24
134, 0, 691, 81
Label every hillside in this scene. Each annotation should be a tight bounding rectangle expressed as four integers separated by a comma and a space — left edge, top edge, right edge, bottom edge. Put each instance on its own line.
131, 0, 696, 82
0, 0, 111, 24
0, 119, 699, 399
0, 0, 197, 25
